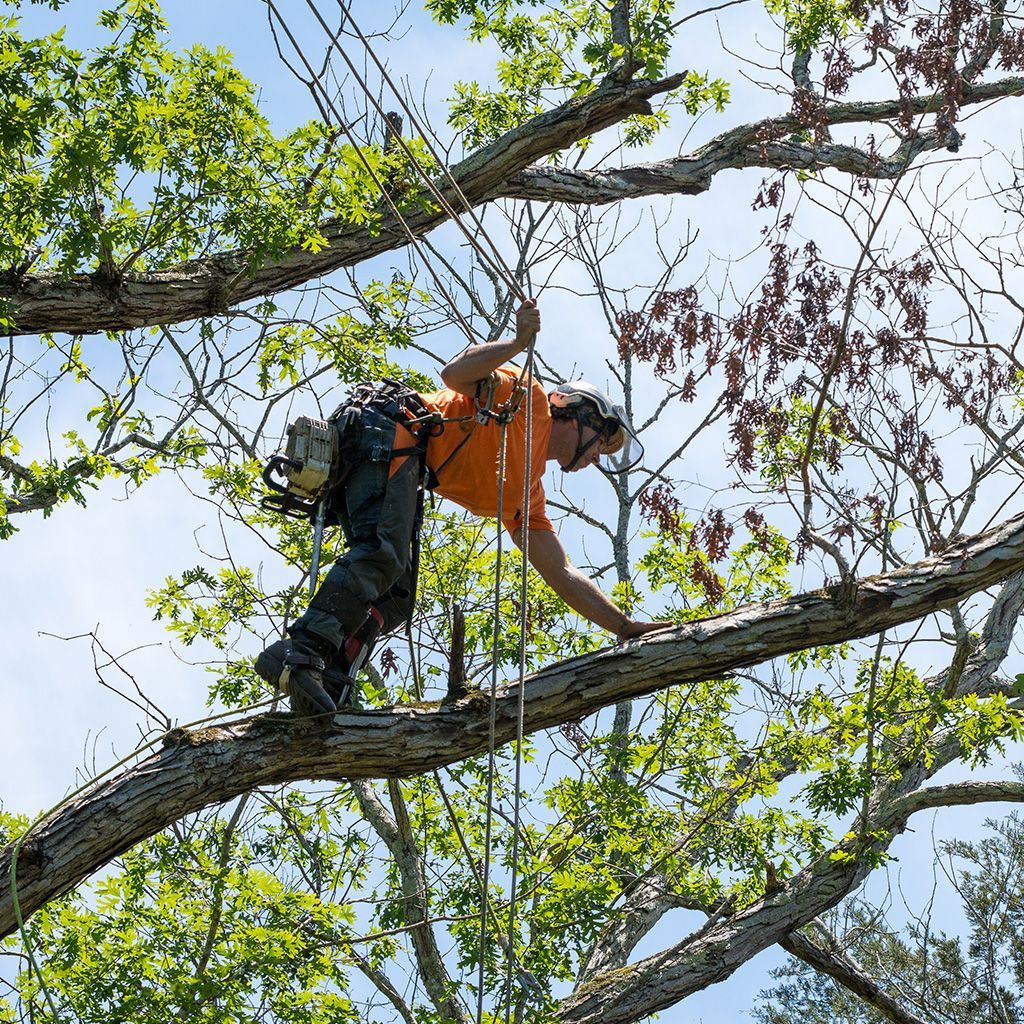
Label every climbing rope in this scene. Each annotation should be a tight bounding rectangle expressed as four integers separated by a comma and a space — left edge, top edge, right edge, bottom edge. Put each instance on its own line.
269, 6, 541, 1017
503, 344, 535, 1023
473, 338, 537, 1024
476, 408, 508, 1024
266, 0, 483, 346
324, 0, 527, 303
274, 0, 527, 339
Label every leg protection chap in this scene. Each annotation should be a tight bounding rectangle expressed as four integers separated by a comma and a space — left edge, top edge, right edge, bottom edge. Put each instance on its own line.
305, 580, 371, 639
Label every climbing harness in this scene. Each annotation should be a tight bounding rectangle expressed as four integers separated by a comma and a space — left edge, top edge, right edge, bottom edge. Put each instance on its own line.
260, 379, 439, 595
428, 371, 527, 486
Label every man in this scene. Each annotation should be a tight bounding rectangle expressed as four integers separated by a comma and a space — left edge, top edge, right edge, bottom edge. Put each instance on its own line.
257, 300, 666, 715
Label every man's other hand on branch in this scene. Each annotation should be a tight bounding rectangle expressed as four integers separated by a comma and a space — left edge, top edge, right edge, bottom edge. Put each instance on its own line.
616, 620, 674, 642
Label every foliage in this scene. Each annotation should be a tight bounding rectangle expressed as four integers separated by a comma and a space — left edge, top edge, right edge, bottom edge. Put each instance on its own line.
0, 277, 427, 539
432, 0, 729, 148
9, 803, 368, 1023
756, 812, 1024, 1024
0, 4, 441, 279
5, 0, 1024, 1022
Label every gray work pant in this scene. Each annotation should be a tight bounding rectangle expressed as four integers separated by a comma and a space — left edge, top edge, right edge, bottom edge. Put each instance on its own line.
289, 405, 421, 654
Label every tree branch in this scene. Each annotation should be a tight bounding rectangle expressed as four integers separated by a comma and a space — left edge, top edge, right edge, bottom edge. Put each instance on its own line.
578, 874, 684, 983
781, 926, 931, 1024
885, 780, 1024, 825
351, 780, 471, 1024
0, 73, 681, 338
4, 510, 1024, 944
348, 948, 419, 1024
501, 78, 1024, 203
7, 75, 1022, 338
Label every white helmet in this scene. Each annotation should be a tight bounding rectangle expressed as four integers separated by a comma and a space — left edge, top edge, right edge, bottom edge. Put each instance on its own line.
548, 381, 644, 472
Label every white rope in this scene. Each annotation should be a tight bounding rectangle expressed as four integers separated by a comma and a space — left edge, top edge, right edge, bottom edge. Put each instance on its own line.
503, 341, 535, 1022
266, 0, 484, 346
326, 0, 527, 303
476, 411, 509, 1024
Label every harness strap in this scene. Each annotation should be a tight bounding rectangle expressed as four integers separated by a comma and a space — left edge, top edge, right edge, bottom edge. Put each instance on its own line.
428, 371, 514, 488
331, 371, 531, 493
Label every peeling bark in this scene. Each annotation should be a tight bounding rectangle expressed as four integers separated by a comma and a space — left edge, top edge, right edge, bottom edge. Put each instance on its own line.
3, 511, 1024, 943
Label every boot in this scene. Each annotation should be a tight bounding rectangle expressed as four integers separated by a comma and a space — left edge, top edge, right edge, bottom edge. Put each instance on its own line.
255, 635, 354, 717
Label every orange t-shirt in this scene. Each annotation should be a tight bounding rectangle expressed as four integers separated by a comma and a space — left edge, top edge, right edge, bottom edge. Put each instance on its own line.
420, 366, 554, 537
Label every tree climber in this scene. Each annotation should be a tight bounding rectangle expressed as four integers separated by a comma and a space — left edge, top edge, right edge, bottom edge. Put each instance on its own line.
257, 299, 666, 716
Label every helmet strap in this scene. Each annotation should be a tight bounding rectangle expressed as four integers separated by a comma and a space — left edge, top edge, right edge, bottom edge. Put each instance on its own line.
564, 416, 602, 472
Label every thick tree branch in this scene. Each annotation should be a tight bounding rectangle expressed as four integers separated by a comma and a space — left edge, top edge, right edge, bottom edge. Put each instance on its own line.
885, 780, 1024, 824
4, 510, 1024, 945
962, 570, 1024, 694
558, 592, 1024, 1024
578, 874, 685, 983
6, 76, 1022, 338
556, 772, 1021, 1023
502, 77, 1024, 203
506, 134, 946, 202
781, 927, 931, 1024
0, 73, 680, 338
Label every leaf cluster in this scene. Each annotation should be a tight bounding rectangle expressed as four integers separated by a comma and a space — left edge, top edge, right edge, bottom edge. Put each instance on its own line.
0, 4, 437, 280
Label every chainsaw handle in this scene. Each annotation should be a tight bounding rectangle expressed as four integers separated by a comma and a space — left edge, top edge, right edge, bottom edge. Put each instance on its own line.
262, 454, 303, 495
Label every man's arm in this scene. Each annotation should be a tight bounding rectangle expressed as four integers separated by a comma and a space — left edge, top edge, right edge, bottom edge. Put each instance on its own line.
520, 527, 669, 642
440, 299, 540, 396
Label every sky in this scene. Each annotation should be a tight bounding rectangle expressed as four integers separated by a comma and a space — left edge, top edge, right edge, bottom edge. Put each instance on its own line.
3, 1, 1024, 1021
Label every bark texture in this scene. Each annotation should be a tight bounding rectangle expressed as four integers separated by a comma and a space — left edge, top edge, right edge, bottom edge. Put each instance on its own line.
501, 78, 1024, 201
0, 73, 677, 338
781, 928, 931, 1024
352, 780, 471, 1024
4, 77, 1021, 338
4, 510, 1024, 946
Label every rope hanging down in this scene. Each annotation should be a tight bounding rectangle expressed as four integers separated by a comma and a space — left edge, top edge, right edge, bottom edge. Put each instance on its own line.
266, 0, 481, 345
475, 338, 537, 1024
503, 346, 535, 1023
323, 0, 527, 303
269, 6, 538, 1016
